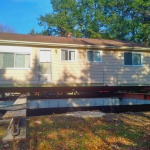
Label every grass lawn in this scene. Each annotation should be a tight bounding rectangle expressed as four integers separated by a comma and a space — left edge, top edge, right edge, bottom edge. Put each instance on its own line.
0, 111, 150, 150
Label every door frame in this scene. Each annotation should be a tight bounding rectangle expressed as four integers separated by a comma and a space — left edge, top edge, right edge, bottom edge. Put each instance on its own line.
38, 48, 52, 83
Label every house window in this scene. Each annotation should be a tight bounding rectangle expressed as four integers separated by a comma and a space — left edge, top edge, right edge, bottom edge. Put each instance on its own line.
61, 49, 76, 61
87, 50, 102, 62
124, 52, 142, 66
0, 52, 30, 68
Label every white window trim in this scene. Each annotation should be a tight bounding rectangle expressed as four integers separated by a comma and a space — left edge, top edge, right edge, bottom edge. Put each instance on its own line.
0, 46, 31, 53
0, 46, 32, 69
60, 49, 77, 62
86, 50, 102, 62
124, 52, 143, 66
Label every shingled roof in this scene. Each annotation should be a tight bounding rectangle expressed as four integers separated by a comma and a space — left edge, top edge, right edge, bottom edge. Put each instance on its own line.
0, 32, 149, 50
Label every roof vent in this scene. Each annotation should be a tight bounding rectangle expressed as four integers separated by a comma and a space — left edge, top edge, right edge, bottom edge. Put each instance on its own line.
66, 32, 72, 38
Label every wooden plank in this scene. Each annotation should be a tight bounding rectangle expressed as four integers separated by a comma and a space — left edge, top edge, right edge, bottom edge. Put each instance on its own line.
0, 104, 27, 111
13, 94, 27, 105
2, 118, 26, 142
2, 94, 27, 119
2, 109, 26, 119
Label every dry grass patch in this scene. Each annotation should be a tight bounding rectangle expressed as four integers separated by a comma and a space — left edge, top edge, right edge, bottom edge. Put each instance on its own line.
0, 111, 150, 150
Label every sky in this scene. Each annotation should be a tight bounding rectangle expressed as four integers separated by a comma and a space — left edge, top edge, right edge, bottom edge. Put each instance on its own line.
0, 0, 52, 34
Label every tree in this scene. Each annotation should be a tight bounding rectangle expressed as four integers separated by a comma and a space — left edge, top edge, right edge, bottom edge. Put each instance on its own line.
103, 0, 150, 45
29, 28, 36, 35
38, 0, 107, 38
0, 24, 15, 33
38, 0, 150, 46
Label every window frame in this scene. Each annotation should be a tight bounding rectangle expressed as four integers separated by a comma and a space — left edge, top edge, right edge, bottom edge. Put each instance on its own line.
86, 50, 102, 62
39, 50, 51, 63
0, 52, 31, 69
124, 52, 143, 66
61, 49, 77, 62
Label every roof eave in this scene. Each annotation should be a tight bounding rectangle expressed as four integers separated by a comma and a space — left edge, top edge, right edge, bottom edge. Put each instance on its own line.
0, 40, 150, 51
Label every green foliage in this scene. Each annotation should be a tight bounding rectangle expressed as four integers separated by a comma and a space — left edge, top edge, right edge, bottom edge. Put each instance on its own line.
38, 0, 150, 46
29, 28, 36, 35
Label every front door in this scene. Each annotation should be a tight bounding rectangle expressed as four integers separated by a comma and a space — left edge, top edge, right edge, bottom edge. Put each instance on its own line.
39, 50, 51, 82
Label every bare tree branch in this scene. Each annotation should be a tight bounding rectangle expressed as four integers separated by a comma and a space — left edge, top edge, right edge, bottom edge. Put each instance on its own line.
0, 24, 15, 33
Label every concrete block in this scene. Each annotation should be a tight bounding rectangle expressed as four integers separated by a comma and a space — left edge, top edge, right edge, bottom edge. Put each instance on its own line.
136, 99, 145, 105
85, 98, 95, 106
103, 98, 112, 106
119, 98, 124, 105
68, 98, 88, 107
58, 99, 68, 107
144, 100, 150, 104
84, 98, 95, 106
67, 98, 94, 107
48, 100, 59, 108
104, 98, 119, 106
111, 98, 120, 105
0, 101, 14, 107
10, 101, 15, 105
28, 101, 39, 109
128, 99, 137, 105
0, 101, 6, 105
95, 98, 104, 106
38, 100, 49, 108
121, 98, 141, 105
122, 99, 130, 105
67, 98, 95, 107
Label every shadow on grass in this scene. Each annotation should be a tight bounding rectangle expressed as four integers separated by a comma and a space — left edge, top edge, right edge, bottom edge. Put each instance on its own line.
27, 112, 150, 150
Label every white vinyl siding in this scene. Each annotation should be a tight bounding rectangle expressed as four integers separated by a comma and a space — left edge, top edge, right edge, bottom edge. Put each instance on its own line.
61, 49, 77, 61
124, 52, 142, 66
87, 50, 102, 62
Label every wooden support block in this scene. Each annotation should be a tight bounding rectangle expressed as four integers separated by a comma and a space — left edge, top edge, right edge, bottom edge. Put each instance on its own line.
2, 118, 26, 142
2, 94, 27, 119
13, 94, 27, 105
0, 103, 27, 111
2, 109, 26, 119
2, 93, 27, 141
